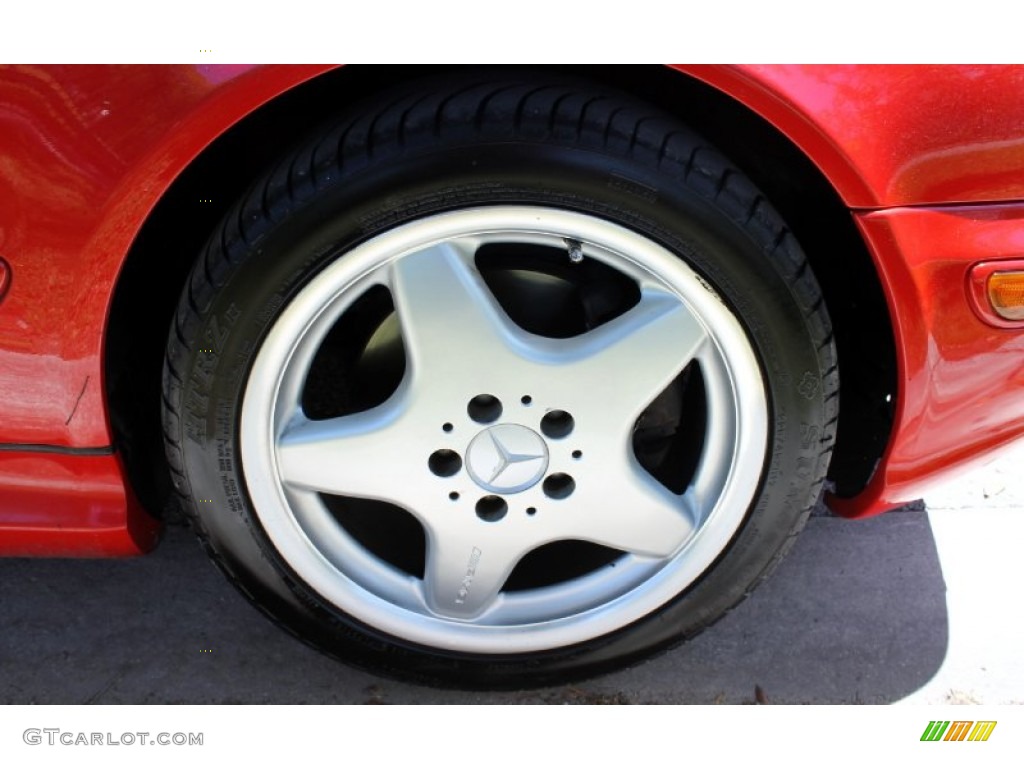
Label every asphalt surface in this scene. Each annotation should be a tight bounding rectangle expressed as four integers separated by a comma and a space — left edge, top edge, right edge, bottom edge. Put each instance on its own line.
2, 445, 1022, 705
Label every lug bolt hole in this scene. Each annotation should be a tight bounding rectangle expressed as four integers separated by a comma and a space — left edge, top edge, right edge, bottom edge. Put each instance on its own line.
467, 394, 503, 424
526, 506, 537, 516
571, 450, 583, 459
476, 495, 508, 522
521, 395, 533, 406
543, 473, 575, 499
449, 491, 460, 501
442, 422, 454, 433
428, 449, 462, 477
540, 409, 575, 438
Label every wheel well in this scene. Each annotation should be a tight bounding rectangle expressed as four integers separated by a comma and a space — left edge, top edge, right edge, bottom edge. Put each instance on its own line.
105, 65, 896, 518
591, 66, 897, 498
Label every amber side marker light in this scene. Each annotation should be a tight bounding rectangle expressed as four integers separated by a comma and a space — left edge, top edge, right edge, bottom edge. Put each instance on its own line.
989, 272, 1024, 321
968, 261, 1024, 327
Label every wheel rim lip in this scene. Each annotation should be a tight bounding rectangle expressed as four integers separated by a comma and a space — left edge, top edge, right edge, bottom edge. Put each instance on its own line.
239, 206, 768, 654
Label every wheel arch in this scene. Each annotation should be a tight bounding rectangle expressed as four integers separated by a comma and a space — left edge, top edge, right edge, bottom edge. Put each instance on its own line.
104, 64, 897, 517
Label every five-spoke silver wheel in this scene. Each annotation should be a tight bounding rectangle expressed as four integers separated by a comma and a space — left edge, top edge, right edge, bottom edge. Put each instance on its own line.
240, 206, 768, 654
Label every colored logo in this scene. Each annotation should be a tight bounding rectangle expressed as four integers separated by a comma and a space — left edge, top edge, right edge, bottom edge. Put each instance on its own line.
921, 721, 997, 742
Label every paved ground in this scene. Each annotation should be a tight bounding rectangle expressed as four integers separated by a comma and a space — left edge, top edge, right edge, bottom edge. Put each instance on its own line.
1, 445, 1022, 705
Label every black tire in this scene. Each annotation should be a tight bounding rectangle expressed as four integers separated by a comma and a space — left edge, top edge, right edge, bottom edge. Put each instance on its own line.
162, 72, 838, 688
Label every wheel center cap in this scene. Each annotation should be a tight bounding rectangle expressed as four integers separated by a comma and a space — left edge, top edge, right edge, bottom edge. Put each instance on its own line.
465, 424, 549, 494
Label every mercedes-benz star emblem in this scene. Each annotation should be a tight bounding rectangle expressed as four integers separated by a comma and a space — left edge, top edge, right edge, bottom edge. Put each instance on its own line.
465, 424, 549, 494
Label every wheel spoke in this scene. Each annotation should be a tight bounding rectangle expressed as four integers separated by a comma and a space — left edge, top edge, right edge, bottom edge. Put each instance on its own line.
389, 239, 523, 381
565, 457, 697, 558
276, 397, 412, 504
553, 290, 708, 424
422, 523, 525, 619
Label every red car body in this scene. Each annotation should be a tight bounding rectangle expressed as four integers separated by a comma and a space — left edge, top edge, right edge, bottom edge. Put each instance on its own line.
1, 64, 1023, 557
